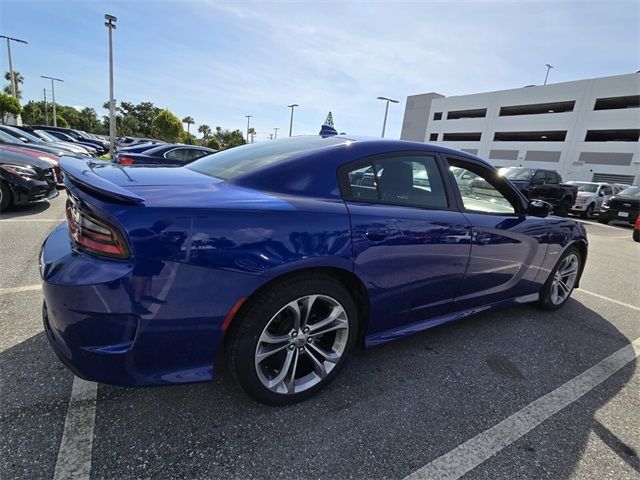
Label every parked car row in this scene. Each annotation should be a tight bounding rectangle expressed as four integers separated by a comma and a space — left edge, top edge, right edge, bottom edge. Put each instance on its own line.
114, 143, 217, 166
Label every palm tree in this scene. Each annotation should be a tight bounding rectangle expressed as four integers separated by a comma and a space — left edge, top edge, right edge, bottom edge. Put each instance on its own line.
198, 124, 211, 139
4, 71, 24, 99
182, 116, 194, 134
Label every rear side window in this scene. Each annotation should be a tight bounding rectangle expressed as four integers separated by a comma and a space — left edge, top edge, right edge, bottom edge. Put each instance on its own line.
187, 136, 348, 180
342, 155, 448, 209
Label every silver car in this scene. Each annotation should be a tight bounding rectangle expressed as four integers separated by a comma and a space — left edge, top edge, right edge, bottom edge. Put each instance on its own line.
567, 181, 614, 218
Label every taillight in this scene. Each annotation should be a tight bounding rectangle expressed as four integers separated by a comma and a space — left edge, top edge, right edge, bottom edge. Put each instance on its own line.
65, 199, 129, 259
118, 156, 135, 165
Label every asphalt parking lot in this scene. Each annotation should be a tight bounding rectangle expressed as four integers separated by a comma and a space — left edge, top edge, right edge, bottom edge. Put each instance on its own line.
1, 193, 639, 480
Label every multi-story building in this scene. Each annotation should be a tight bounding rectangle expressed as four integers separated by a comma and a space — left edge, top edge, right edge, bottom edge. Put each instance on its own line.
400, 73, 640, 184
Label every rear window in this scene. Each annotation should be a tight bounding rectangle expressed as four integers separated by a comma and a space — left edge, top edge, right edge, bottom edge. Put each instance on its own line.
186, 136, 348, 180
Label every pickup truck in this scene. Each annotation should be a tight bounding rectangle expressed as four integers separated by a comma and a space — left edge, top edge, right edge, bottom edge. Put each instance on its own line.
498, 167, 578, 216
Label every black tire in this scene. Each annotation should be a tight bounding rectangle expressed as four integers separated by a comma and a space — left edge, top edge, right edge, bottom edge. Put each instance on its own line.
581, 203, 595, 219
633, 228, 640, 243
555, 198, 571, 217
0, 181, 12, 213
227, 274, 358, 406
537, 246, 581, 311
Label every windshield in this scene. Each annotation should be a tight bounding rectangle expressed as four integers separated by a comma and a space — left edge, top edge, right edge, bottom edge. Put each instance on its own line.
619, 186, 640, 197
499, 167, 536, 181
572, 182, 599, 193
34, 130, 59, 142
187, 136, 348, 180
0, 130, 22, 143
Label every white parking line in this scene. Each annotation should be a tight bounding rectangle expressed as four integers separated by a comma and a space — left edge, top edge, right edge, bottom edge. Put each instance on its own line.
53, 377, 98, 480
0, 218, 64, 222
404, 337, 640, 480
576, 289, 640, 312
0, 284, 42, 294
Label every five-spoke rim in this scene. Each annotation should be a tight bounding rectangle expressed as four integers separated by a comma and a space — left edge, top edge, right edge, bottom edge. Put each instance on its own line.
550, 253, 579, 305
254, 294, 349, 395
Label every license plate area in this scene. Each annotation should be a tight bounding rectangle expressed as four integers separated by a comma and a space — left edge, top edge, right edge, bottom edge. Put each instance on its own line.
618, 211, 629, 217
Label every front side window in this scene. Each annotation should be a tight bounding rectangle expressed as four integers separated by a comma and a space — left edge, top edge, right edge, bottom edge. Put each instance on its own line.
343, 155, 448, 209
601, 185, 613, 195
448, 162, 517, 215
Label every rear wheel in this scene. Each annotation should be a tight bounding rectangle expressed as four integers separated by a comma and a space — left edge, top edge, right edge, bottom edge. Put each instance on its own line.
537, 247, 581, 311
555, 198, 571, 217
0, 181, 11, 213
227, 275, 358, 405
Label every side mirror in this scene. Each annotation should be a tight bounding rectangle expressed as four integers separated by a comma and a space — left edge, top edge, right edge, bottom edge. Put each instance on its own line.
598, 190, 605, 197
527, 199, 552, 218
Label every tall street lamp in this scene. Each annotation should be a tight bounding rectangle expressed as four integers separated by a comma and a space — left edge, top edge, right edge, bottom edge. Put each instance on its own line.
40, 76, 63, 126
245, 115, 252, 143
288, 104, 299, 137
274, 127, 279, 139
544, 64, 554, 85
105, 14, 117, 154
377, 96, 398, 138
0, 35, 28, 100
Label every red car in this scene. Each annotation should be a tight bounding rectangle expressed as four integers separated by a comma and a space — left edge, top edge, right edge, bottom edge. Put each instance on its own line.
634, 216, 640, 242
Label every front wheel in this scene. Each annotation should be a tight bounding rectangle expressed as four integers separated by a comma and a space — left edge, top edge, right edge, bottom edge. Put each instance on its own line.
581, 203, 595, 219
227, 275, 358, 405
0, 181, 12, 213
537, 247, 581, 311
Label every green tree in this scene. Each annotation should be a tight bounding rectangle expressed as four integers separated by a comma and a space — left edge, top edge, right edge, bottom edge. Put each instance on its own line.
55, 114, 68, 128
198, 124, 211, 139
152, 109, 183, 142
0, 92, 22, 123
212, 126, 246, 149
183, 132, 196, 145
182, 116, 194, 134
21, 100, 46, 124
76, 107, 100, 132
205, 137, 220, 150
3, 71, 24, 100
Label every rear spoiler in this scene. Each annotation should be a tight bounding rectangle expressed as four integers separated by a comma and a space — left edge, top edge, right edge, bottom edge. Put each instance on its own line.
59, 157, 145, 205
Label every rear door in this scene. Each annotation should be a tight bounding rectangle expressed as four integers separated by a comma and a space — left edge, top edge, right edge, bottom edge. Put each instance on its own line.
445, 156, 549, 311
340, 153, 472, 336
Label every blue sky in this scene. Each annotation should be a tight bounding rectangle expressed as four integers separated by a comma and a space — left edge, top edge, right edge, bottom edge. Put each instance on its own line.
2, 0, 638, 140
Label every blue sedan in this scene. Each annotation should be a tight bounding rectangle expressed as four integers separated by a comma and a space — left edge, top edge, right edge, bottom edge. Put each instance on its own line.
115, 144, 216, 166
40, 135, 587, 405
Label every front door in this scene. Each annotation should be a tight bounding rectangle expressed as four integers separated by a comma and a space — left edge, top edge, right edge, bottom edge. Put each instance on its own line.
340, 154, 472, 337
445, 158, 549, 311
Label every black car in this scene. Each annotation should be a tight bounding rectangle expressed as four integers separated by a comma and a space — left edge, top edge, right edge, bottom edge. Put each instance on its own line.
598, 185, 640, 225
0, 125, 90, 158
499, 167, 578, 217
0, 146, 58, 212
115, 144, 216, 166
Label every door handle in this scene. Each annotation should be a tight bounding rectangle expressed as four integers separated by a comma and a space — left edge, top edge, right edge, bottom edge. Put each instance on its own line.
474, 232, 492, 245
365, 227, 389, 241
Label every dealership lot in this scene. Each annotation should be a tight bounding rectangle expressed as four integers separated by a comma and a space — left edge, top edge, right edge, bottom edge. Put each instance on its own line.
1, 194, 639, 480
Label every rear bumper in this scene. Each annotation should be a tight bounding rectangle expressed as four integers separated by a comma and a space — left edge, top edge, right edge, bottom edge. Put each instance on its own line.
40, 222, 263, 386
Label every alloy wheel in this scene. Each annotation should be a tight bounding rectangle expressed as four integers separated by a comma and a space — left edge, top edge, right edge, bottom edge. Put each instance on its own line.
254, 294, 349, 395
550, 253, 579, 305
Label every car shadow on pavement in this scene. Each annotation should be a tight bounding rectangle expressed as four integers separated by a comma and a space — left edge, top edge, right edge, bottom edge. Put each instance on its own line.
84, 299, 637, 479
0, 200, 52, 219
1, 300, 636, 480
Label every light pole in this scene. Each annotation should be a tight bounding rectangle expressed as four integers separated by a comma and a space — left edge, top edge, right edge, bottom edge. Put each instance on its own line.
105, 14, 117, 154
544, 64, 553, 85
377, 96, 399, 138
288, 104, 299, 137
43, 88, 48, 125
41, 76, 63, 126
274, 127, 279, 139
0, 35, 28, 100
245, 115, 252, 143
